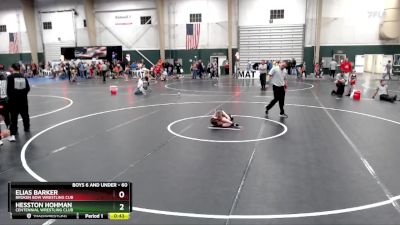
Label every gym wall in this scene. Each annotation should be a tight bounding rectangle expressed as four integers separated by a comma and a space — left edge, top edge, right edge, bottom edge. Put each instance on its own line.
0, 0, 31, 64
163, 0, 238, 72
239, 0, 306, 26
0, 0, 398, 72
305, 0, 400, 73
238, 0, 306, 68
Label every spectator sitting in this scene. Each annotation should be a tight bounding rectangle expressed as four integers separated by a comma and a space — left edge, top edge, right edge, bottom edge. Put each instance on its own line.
134, 76, 146, 95
130, 61, 137, 70
160, 69, 167, 81
372, 80, 397, 103
112, 64, 120, 79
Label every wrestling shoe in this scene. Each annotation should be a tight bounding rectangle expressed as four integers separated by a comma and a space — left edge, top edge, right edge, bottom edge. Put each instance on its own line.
279, 113, 288, 118
8, 135, 15, 142
230, 123, 240, 128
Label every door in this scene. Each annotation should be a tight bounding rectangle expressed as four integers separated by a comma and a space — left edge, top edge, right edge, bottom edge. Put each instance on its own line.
394, 54, 400, 75
364, 54, 393, 74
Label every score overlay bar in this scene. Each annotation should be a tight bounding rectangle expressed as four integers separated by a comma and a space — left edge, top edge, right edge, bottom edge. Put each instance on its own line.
8, 182, 132, 220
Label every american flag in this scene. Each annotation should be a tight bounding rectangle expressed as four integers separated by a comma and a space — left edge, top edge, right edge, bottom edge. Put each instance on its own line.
9, 32, 20, 54
186, 23, 200, 50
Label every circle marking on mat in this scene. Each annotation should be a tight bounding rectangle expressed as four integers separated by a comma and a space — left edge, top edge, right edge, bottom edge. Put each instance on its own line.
29, 95, 74, 119
20, 101, 400, 219
167, 115, 287, 143
165, 80, 314, 93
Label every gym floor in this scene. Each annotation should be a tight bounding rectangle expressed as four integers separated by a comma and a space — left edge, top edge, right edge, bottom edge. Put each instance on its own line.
0, 74, 400, 225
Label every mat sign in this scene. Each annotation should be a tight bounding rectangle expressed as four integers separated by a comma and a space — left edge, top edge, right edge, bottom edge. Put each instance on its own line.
237, 70, 260, 79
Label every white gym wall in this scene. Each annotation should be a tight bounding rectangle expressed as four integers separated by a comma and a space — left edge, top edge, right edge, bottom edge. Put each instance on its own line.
305, 0, 400, 47
239, 0, 306, 26
0, 0, 30, 54
238, 0, 306, 66
0, 0, 398, 60
94, 0, 159, 50
164, 0, 238, 50
35, 0, 89, 61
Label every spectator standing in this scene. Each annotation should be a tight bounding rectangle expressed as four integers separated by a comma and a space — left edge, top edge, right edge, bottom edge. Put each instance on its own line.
197, 60, 204, 79
101, 62, 108, 82
224, 61, 229, 75
0, 72, 10, 133
211, 60, 218, 79
340, 58, 352, 80
31, 62, 37, 76
7, 64, 30, 142
191, 61, 198, 79
175, 61, 182, 75
65, 62, 71, 81
329, 59, 337, 78
259, 60, 268, 91
79, 62, 85, 79
383, 60, 392, 80
346, 71, 357, 97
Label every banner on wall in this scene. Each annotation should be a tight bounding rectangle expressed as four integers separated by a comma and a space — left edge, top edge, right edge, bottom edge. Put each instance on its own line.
115, 15, 133, 25
61, 46, 122, 62
9, 32, 21, 54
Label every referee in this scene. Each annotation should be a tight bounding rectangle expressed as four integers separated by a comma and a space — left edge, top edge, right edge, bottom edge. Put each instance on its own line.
265, 60, 288, 118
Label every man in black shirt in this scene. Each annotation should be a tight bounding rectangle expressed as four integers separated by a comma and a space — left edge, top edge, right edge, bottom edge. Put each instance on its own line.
65, 62, 71, 81
175, 61, 182, 75
7, 63, 30, 142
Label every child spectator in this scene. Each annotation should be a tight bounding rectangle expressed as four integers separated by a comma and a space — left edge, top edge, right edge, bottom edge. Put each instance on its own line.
134, 76, 146, 95
346, 70, 357, 97
160, 69, 168, 81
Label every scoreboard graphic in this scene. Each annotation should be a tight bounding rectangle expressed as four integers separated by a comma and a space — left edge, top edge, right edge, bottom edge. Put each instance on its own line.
8, 182, 132, 220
